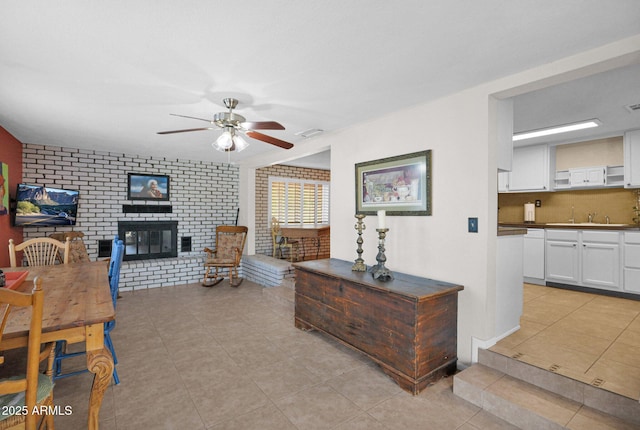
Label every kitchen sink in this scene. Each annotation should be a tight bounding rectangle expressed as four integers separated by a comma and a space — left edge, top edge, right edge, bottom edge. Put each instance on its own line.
546, 222, 629, 226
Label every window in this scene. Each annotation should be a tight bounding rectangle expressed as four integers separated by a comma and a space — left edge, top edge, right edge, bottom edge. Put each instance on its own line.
269, 177, 330, 226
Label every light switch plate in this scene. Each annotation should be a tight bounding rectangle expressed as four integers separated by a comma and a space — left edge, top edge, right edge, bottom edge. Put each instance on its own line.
468, 217, 478, 233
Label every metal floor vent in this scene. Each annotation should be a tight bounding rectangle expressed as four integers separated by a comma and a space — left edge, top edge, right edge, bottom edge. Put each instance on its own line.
511, 352, 524, 360
548, 364, 560, 372
625, 103, 640, 113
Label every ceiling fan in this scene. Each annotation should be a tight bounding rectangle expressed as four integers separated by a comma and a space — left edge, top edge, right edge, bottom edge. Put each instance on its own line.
157, 98, 294, 152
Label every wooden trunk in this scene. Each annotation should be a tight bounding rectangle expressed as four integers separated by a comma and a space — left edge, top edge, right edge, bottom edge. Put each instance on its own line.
294, 258, 463, 395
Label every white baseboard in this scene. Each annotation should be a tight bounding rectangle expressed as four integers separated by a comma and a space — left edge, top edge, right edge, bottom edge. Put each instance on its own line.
471, 325, 520, 363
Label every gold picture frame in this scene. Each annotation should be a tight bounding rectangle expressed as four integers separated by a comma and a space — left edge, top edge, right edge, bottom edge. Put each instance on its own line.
355, 150, 431, 216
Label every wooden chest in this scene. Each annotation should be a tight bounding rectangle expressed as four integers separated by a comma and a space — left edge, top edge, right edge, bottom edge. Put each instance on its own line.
294, 258, 463, 394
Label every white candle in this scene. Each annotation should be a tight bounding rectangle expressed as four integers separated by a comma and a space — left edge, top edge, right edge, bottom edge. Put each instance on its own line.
377, 210, 386, 229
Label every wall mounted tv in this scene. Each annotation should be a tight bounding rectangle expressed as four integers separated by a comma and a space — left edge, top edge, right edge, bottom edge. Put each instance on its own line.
14, 183, 79, 227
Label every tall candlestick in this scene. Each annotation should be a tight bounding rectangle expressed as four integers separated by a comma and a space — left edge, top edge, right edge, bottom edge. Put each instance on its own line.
377, 210, 386, 229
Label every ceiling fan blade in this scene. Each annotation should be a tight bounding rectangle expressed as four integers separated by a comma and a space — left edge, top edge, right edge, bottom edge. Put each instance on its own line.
157, 127, 215, 135
241, 121, 285, 130
246, 131, 294, 149
169, 113, 213, 123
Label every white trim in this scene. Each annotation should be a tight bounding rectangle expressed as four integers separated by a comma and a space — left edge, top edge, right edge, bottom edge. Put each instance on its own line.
471, 325, 521, 363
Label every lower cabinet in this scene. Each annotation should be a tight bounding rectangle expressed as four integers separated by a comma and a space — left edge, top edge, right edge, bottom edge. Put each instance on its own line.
624, 232, 640, 293
546, 230, 580, 285
545, 229, 622, 292
581, 231, 621, 291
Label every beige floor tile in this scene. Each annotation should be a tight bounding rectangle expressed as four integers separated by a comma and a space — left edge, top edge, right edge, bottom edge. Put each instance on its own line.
551, 316, 625, 341
567, 406, 640, 430
531, 326, 613, 356
246, 358, 318, 401
617, 329, 640, 347
515, 336, 600, 373
274, 384, 362, 430
331, 413, 390, 430
601, 340, 640, 369
584, 358, 640, 400
326, 364, 403, 409
520, 300, 576, 326
207, 404, 298, 430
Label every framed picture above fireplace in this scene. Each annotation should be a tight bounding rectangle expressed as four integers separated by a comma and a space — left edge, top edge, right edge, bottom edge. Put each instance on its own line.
127, 173, 170, 201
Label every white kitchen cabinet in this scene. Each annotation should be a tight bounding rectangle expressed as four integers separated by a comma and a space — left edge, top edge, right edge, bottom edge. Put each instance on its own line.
569, 167, 606, 188
546, 230, 580, 285
508, 145, 552, 192
624, 232, 640, 293
581, 231, 621, 291
624, 129, 640, 188
498, 171, 509, 192
523, 229, 545, 284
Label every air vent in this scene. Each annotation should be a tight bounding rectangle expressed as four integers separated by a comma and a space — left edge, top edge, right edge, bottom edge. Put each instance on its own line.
625, 103, 640, 113
295, 128, 324, 139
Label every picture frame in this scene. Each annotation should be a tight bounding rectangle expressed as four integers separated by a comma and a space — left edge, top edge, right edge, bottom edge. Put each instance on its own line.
355, 150, 431, 216
127, 173, 170, 201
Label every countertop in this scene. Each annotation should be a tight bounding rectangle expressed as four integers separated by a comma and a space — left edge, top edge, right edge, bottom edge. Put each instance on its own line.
499, 222, 640, 231
498, 227, 528, 236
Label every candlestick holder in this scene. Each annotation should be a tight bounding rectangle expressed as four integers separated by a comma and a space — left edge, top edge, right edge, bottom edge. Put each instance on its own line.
352, 214, 367, 271
370, 228, 393, 281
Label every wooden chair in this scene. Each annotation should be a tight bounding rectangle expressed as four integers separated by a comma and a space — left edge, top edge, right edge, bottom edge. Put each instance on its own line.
203, 226, 248, 287
271, 218, 299, 262
53, 236, 124, 385
8, 238, 70, 268
0, 277, 56, 429
48, 232, 90, 264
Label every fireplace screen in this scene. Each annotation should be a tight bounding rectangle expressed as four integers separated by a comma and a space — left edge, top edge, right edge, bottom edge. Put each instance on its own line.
118, 221, 178, 261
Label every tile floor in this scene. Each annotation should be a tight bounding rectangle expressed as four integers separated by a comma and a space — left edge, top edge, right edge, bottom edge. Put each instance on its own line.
51, 280, 520, 430
490, 283, 640, 400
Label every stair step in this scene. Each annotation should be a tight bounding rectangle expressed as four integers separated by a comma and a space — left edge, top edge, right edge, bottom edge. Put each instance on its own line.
454, 364, 638, 429
478, 348, 640, 425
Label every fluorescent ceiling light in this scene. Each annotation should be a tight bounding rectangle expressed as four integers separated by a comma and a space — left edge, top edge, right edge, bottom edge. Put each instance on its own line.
513, 119, 600, 142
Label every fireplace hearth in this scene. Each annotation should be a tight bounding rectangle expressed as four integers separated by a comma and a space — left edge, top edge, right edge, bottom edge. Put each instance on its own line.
118, 221, 178, 261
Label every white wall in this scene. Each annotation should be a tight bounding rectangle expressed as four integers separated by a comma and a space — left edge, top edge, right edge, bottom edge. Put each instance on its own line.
239, 35, 640, 365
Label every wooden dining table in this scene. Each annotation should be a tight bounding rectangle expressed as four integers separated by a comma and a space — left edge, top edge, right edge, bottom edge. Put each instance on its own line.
1, 261, 115, 430
280, 225, 330, 260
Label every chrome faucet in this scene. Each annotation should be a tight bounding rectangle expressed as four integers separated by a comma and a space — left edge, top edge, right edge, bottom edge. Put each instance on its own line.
588, 212, 597, 223
605, 215, 610, 224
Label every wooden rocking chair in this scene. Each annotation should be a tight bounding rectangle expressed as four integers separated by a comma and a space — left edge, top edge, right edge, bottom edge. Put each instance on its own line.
202, 226, 248, 287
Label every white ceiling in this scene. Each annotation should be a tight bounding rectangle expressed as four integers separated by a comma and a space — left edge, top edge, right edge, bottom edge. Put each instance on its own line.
1, 1, 640, 169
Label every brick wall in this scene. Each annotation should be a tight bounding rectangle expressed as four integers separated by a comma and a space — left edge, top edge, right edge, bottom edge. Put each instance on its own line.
21, 144, 239, 291
255, 164, 331, 258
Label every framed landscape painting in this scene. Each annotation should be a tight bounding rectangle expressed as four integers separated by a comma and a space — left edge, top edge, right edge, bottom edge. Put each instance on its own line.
355, 150, 431, 216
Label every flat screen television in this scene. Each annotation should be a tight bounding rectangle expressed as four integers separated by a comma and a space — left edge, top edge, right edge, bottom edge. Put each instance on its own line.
14, 183, 79, 227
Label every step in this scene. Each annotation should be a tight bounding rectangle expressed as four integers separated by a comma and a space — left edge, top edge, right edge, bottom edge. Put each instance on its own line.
478, 348, 640, 425
454, 364, 638, 429
242, 254, 296, 287
453, 350, 640, 429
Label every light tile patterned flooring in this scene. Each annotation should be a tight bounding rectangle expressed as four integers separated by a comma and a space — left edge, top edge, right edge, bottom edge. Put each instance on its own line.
52, 280, 520, 429
491, 283, 640, 400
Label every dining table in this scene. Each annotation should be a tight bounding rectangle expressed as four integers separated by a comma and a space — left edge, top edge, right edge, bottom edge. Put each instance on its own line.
280, 225, 330, 260
0, 261, 115, 430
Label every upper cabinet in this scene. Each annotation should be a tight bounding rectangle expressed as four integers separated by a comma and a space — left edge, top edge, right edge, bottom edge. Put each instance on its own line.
624, 129, 640, 188
505, 144, 552, 192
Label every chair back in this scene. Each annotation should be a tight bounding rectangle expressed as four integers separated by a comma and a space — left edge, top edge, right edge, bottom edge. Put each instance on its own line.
271, 217, 282, 245
108, 237, 125, 308
49, 231, 90, 263
0, 277, 45, 429
215, 226, 248, 261
9, 237, 71, 267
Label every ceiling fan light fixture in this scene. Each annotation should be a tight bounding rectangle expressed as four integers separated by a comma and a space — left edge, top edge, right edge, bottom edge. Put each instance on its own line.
233, 134, 249, 152
513, 119, 600, 141
213, 130, 234, 152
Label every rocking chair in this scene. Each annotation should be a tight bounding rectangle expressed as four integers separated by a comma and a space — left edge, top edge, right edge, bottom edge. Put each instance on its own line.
202, 225, 248, 287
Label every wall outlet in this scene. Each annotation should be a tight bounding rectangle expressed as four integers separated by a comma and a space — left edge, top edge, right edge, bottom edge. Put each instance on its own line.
468, 217, 478, 233
535, 200, 542, 207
